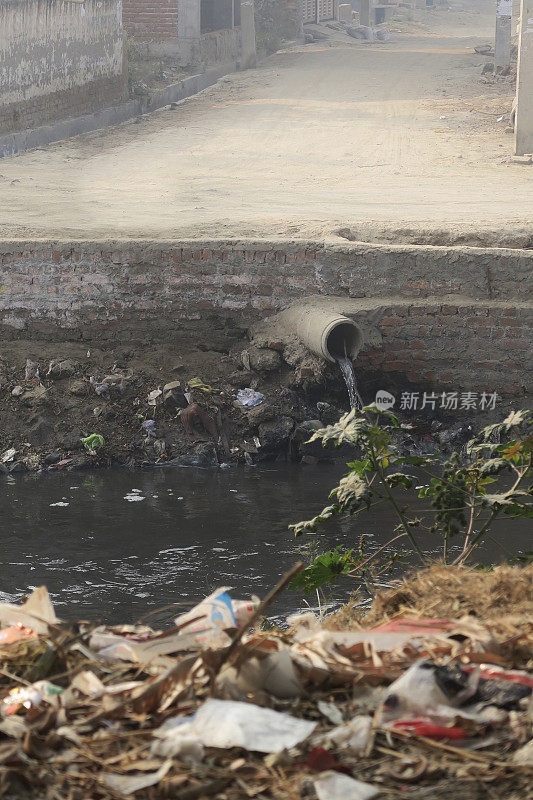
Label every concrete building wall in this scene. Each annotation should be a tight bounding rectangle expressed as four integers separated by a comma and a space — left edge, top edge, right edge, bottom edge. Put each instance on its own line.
198, 27, 241, 64
0, 0, 126, 135
0, 240, 531, 397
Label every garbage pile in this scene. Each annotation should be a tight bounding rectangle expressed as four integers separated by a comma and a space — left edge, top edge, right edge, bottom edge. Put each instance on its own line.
1, 344, 336, 472
0, 567, 531, 799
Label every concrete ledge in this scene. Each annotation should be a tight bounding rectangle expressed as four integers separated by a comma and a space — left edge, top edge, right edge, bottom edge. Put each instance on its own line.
0, 61, 238, 158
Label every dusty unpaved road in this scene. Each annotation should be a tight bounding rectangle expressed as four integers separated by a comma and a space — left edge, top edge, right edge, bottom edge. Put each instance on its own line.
0, 3, 530, 243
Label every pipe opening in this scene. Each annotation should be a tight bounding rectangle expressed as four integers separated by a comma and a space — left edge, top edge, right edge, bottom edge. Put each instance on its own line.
325, 321, 361, 361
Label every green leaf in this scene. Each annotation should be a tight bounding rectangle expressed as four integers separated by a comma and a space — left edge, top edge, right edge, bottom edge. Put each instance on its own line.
478, 458, 510, 476
481, 490, 531, 509
361, 405, 400, 427
503, 503, 533, 518
394, 455, 433, 466
503, 410, 529, 429
346, 459, 372, 478
289, 547, 355, 594
289, 505, 337, 536
330, 472, 372, 513
307, 409, 366, 448
386, 473, 415, 489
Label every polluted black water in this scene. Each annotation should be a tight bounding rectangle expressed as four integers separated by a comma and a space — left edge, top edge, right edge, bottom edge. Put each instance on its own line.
336, 355, 363, 409
1, 465, 531, 625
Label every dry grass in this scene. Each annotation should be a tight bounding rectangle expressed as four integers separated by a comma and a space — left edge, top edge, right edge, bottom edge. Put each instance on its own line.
327, 563, 533, 630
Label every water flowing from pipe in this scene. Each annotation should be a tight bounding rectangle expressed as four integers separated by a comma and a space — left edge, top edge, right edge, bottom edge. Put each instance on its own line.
336, 355, 363, 410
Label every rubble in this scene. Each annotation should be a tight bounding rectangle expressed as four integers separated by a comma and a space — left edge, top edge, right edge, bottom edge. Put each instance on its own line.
0, 564, 530, 799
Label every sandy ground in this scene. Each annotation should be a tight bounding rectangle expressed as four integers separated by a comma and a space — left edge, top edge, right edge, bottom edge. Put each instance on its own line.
0, 1, 530, 242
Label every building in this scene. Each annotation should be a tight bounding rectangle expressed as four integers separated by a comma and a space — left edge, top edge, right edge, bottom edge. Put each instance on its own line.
122, 0, 243, 66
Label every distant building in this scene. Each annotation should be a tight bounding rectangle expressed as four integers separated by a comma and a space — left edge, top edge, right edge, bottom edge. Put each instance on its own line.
122, 0, 243, 66
301, 0, 336, 24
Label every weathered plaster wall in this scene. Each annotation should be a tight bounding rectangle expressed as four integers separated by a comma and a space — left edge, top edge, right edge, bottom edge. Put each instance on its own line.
0, 240, 531, 396
0, 0, 126, 134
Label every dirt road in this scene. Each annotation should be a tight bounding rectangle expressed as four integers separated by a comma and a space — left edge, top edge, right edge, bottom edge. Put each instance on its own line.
0, 2, 529, 243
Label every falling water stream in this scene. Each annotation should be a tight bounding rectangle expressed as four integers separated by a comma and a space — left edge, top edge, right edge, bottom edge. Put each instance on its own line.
336, 355, 363, 409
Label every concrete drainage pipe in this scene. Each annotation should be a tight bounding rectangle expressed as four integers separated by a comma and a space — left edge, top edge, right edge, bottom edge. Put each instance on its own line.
281, 304, 362, 363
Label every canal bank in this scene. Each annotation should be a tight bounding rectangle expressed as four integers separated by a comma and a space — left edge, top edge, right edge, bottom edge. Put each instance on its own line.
0, 237, 530, 472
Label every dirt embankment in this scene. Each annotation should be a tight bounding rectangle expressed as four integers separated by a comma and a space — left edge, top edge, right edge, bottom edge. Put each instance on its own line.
0, 331, 357, 474
0, 327, 514, 476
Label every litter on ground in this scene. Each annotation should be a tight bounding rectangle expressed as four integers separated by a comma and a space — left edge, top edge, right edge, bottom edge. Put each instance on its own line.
0, 564, 530, 799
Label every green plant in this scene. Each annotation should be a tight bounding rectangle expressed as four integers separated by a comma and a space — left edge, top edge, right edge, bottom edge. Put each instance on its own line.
289, 408, 532, 593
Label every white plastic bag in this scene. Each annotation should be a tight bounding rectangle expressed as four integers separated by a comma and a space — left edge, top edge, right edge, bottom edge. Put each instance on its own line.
154, 699, 316, 753
314, 772, 379, 800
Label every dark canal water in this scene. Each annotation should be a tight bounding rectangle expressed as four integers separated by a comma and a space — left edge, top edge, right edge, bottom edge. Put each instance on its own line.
1, 465, 530, 625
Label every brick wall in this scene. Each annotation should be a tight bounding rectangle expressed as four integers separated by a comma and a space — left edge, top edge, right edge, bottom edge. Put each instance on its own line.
123, 0, 179, 40
0, 0, 126, 135
353, 303, 531, 398
0, 240, 531, 397
0, 76, 128, 137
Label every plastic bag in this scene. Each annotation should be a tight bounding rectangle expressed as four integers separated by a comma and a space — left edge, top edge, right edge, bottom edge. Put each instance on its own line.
314, 772, 379, 800
237, 388, 264, 408
154, 699, 316, 753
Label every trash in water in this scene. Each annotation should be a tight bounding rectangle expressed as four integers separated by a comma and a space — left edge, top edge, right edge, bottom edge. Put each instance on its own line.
81, 434, 105, 454
50, 501, 70, 507
124, 491, 145, 502
237, 388, 264, 408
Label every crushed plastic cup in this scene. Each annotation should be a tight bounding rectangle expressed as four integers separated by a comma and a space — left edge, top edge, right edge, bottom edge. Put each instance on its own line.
231, 598, 260, 626
174, 589, 259, 649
